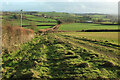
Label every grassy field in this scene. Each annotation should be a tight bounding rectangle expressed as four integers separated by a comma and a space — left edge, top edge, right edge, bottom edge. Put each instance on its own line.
59, 23, 118, 31
90, 15, 106, 18
3, 19, 56, 27
58, 32, 119, 44
27, 17, 57, 22
22, 21, 57, 26
38, 12, 75, 17
2, 34, 120, 79
24, 15, 37, 18
2, 14, 57, 32
34, 23, 57, 25
37, 26, 53, 29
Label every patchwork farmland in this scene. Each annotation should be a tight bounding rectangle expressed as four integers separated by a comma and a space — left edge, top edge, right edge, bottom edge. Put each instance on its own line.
2, 11, 120, 80
58, 23, 118, 31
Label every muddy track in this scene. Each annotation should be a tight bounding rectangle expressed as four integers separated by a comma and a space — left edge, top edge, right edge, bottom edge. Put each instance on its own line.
38, 24, 61, 33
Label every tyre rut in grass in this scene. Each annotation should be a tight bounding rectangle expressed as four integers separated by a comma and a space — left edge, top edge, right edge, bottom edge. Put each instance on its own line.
58, 34, 120, 63
2, 34, 120, 79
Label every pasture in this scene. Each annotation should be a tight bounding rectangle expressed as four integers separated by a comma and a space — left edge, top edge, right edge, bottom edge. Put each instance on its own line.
90, 15, 106, 18
2, 14, 57, 32
58, 23, 118, 31
27, 17, 57, 22
24, 14, 37, 18
58, 32, 119, 44
37, 26, 53, 29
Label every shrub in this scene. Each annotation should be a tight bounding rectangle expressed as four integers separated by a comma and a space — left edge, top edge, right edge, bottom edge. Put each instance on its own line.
2, 25, 34, 51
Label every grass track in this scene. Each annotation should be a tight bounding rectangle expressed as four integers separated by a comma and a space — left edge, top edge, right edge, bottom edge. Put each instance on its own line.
57, 34, 120, 63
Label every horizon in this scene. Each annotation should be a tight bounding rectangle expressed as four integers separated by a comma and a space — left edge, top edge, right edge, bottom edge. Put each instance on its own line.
1, 2, 118, 15
1, 11, 116, 16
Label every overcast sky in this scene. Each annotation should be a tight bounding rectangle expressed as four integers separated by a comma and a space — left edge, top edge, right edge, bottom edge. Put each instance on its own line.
1, 0, 119, 14
1, 0, 120, 2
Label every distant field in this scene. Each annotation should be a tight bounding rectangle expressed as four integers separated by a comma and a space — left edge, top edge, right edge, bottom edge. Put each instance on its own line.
24, 15, 37, 18
38, 12, 75, 17
24, 15, 57, 25
3, 19, 56, 26
92, 18, 110, 21
59, 23, 118, 31
100, 22, 117, 24
2, 14, 57, 31
59, 32, 119, 44
37, 26, 53, 29
22, 21, 57, 25
0, 16, 2, 19
24, 26, 53, 30
89, 15, 110, 20
90, 15, 106, 18
35, 23, 57, 25
27, 17, 57, 22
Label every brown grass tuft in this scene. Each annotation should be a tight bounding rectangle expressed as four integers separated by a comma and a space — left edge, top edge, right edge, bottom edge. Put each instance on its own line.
2, 25, 34, 51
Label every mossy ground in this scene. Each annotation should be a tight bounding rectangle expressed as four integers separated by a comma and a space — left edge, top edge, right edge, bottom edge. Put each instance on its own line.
2, 33, 120, 80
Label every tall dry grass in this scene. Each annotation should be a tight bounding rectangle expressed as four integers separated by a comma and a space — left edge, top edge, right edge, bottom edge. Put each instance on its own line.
2, 24, 34, 51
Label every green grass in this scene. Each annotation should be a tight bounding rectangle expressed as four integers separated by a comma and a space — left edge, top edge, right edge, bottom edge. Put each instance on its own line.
58, 32, 119, 44
90, 15, 106, 18
23, 26, 53, 31
37, 26, 53, 29
33, 22, 57, 25
22, 20, 57, 25
59, 23, 118, 31
2, 34, 120, 79
27, 17, 57, 22
38, 12, 75, 17
24, 15, 37, 18
22, 20, 32, 25
2, 14, 57, 27
2, 12, 120, 79
100, 22, 117, 24
90, 15, 110, 20
3, 18, 57, 27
